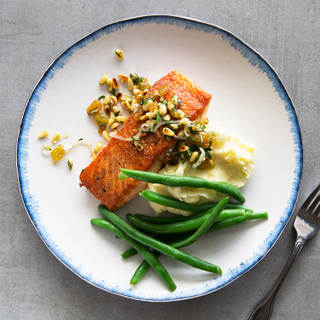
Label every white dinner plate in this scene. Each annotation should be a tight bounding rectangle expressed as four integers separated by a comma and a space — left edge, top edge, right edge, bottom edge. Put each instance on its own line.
16, 15, 302, 301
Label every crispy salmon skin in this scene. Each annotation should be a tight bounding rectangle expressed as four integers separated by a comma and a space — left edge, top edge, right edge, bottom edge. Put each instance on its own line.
79, 70, 211, 210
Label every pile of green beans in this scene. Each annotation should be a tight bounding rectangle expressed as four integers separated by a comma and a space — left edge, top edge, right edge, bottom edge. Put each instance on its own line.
91, 203, 268, 290
98, 204, 223, 275
91, 201, 230, 290
89, 171, 268, 291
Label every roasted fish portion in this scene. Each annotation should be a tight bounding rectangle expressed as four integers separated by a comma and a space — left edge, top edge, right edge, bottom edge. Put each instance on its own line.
79, 70, 212, 210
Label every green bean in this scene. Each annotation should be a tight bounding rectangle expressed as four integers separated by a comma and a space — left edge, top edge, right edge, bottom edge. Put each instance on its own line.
207, 213, 252, 232
130, 250, 162, 284
119, 168, 245, 203
140, 190, 249, 213
205, 212, 268, 233
248, 212, 268, 220
121, 232, 188, 259
121, 247, 140, 259
90, 218, 176, 291
126, 206, 245, 234
196, 212, 268, 234
130, 198, 226, 284
134, 208, 245, 224
98, 205, 222, 275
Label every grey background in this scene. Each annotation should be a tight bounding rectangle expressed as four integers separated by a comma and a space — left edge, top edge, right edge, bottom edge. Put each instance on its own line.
2, 0, 320, 319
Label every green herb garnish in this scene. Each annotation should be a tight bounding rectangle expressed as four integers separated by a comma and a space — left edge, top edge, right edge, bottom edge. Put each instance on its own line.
156, 112, 162, 124
131, 137, 142, 147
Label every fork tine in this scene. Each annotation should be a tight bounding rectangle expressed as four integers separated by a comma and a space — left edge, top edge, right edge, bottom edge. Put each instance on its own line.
307, 194, 320, 215
314, 205, 320, 220
301, 184, 320, 211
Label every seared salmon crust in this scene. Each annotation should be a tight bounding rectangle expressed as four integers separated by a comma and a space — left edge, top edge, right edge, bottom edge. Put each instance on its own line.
79, 70, 212, 210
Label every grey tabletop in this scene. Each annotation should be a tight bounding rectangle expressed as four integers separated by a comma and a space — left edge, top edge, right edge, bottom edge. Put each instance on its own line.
2, 1, 320, 319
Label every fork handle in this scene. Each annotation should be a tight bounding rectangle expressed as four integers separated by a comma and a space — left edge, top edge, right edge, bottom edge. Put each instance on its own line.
246, 237, 305, 320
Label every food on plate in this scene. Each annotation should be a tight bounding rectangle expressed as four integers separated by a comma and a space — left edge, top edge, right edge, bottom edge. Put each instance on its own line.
92, 72, 151, 136
79, 70, 212, 210
122, 210, 267, 287
38, 130, 69, 143
92, 194, 268, 290
119, 168, 245, 203
67, 58, 267, 293
92, 201, 226, 290
36, 66, 264, 291
50, 144, 66, 162
99, 74, 109, 85
126, 206, 240, 234
93, 166, 266, 289
129, 198, 228, 287
118, 200, 267, 287
114, 49, 124, 60
140, 190, 248, 213
147, 124, 256, 215
126, 208, 267, 235
91, 217, 177, 291
37, 130, 50, 138
129, 205, 246, 224
67, 158, 73, 171
38, 131, 94, 167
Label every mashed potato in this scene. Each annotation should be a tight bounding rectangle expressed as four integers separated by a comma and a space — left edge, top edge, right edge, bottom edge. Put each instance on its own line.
148, 124, 256, 216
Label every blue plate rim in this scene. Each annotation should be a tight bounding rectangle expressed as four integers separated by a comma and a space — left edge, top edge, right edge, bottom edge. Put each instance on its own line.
15, 14, 303, 302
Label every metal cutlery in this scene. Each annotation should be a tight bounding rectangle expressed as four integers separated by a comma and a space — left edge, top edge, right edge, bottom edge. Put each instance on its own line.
247, 184, 320, 320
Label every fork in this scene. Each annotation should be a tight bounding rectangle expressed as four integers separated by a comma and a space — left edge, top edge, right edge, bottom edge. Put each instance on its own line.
246, 184, 320, 320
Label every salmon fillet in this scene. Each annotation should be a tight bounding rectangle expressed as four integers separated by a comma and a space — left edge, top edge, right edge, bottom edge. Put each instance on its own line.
79, 70, 212, 210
